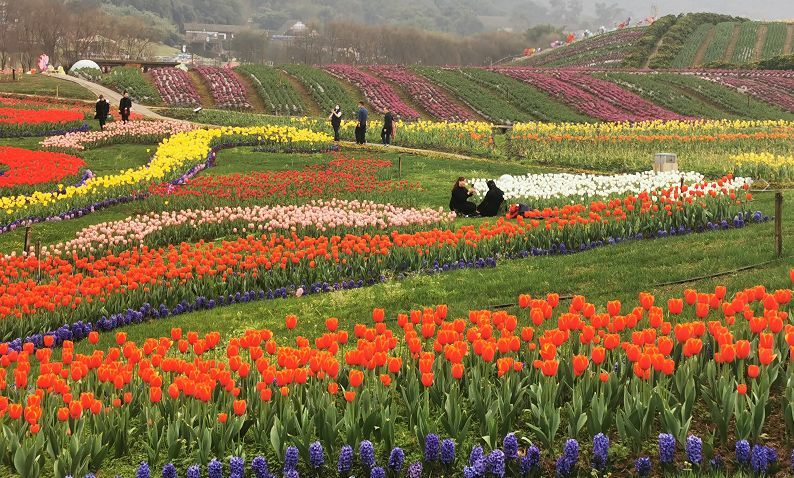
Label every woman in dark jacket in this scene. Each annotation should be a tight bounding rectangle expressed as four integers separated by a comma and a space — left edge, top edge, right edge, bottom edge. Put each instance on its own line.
119, 91, 132, 123
95, 95, 110, 131
477, 180, 505, 217
329, 105, 342, 141
449, 177, 478, 216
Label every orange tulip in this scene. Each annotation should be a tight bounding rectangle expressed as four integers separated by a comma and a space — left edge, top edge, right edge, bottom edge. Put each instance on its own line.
372, 308, 385, 323
233, 399, 246, 416
572, 354, 589, 377
57, 407, 69, 422
325, 317, 338, 332
285, 315, 297, 330
541, 359, 559, 377
379, 374, 392, 387
344, 391, 356, 402
348, 370, 364, 388
115, 332, 127, 345
218, 412, 228, 423
421, 372, 434, 387
599, 371, 609, 382
747, 364, 760, 379
88, 331, 99, 344
737, 383, 747, 395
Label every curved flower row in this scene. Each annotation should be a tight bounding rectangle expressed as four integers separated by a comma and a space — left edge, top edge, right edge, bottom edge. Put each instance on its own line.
194, 66, 251, 109
0, 125, 331, 227
471, 171, 751, 202
324, 64, 420, 120
151, 68, 201, 107
40, 120, 197, 151
47, 199, 455, 256
0, 179, 760, 339
0, 147, 85, 190
0, 270, 791, 476
369, 65, 475, 122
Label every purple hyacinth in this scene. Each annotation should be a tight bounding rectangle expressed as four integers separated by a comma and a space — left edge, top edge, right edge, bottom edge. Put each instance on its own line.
187, 465, 201, 478
425, 434, 440, 462
136, 462, 151, 478
487, 450, 506, 478
463, 466, 478, 478
284, 470, 299, 478
520, 445, 541, 476
230, 456, 244, 478
790, 449, 794, 473
470, 446, 484, 466
251, 456, 270, 478
592, 433, 609, 471
710, 455, 724, 471
751, 445, 769, 474
337, 445, 354, 473
686, 435, 702, 465
309, 441, 325, 469
388, 447, 405, 473
284, 446, 299, 472
162, 463, 177, 478
360, 440, 375, 468
658, 433, 675, 465
407, 461, 423, 478
441, 439, 455, 465
503, 433, 518, 460
556, 439, 579, 478
635, 457, 651, 477
736, 440, 751, 466
370, 466, 385, 478
766, 446, 778, 464
208, 459, 222, 478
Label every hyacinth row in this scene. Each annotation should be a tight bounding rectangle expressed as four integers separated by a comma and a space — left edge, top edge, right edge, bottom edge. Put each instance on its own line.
150, 68, 202, 108
0, 271, 792, 477
194, 66, 252, 110
324, 64, 420, 120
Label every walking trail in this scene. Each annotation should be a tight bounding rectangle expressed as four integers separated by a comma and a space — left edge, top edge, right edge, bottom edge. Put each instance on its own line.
44, 73, 168, 120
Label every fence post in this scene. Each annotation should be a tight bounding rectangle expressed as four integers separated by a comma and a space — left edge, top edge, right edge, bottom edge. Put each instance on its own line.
398, 156, 402, 179
775, 191, 783, 258
23, 226, 31, 254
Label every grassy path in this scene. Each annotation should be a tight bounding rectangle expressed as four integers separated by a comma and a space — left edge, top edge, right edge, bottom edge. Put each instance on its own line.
722, 24, 742, 63
186, 70, 215, 108
693, 26, 716, 66
234, 69, 268, 113
785, 24, 794, 54
279, 69, 322, 116
753, 24, 770, 61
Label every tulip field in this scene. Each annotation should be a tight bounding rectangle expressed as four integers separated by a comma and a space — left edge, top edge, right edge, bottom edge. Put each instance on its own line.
0, 72, 791, 478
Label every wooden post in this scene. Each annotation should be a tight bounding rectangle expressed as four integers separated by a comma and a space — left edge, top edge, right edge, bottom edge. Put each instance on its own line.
23, 226, 31, 254
35, 242, 42, 282
775, 191, 783, 258
56, 85, 59, 98
398, 156, 402, 179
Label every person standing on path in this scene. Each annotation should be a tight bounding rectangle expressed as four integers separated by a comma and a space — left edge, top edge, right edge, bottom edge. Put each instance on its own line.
329, 105, 342, 141
355, 101, 368, 145
381, 108, 395, 145
94, 95, 110, 131
119, 91, 132, 123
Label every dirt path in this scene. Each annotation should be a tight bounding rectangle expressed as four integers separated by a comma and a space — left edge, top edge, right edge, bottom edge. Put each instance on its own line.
278, 69, 322, 116
753, 24, 769, 61
186, 71, 214, 109
641, 36, 666, 69
44, 73, 167, 119
693, 26, 716, 67
784, 24, 794, 54
661, 78, 739, 116
722, 24, 742, 63
233, 70, 267, 113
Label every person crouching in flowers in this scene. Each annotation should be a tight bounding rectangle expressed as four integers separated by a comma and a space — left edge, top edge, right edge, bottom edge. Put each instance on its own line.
476, 180, 504, 217
449, 177, 478, 217
506, 203, 531, 219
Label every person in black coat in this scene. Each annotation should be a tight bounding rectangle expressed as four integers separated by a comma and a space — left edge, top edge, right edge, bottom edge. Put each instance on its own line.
477, 180, 505, 217
381, 108, 394, 145
119, 91, 132, 123
95, 95, 110, 131
329, 105, 342, 141
449, 176, 478, 216
355, 101, 368, 144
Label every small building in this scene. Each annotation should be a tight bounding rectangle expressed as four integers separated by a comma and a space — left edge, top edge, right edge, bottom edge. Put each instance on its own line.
183, 23, 265, 56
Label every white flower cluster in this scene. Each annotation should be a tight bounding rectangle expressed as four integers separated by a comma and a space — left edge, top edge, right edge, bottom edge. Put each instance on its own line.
470, 171, 747, 202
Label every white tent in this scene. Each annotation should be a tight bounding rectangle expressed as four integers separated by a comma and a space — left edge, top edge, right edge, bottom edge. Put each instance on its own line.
69, 59, 101, 73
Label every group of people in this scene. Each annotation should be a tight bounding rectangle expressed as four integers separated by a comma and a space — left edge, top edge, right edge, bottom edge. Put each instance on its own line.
329, 102, 396, 145
94, 91, 132, 130
449, 177, 505, 218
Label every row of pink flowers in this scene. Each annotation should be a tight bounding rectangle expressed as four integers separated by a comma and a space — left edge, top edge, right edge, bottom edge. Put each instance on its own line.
151, 68, 201, 107
700, 74, 794, 113
194, 66, 252, 109
525, 29, 645, 67
39, 120, 198, 151
41, 199, 455, 256
324, 64, 420, 120
495, 68, 687, 122
368, 65, 475, 122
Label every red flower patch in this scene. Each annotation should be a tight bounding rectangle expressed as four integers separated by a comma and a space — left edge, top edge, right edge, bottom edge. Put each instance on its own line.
0, 147, 85, 188
0, 107, 85, 125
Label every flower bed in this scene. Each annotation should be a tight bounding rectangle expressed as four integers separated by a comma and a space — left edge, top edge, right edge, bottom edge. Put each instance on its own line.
0, 269, 791, 477
0, 177, 761, 339
731, 152, 794, 183
325, 64, 420, 120
100, 67, 163, 105
369, 65, 475, 122
49, 199, 454, 256
0, 147, 85, 193
150, 155, 419, 202
150, 68, 201, 107
40, 120, 198, 151
0, 107, 86, 137
238, 65, 306, 115
194, 66, 252, 109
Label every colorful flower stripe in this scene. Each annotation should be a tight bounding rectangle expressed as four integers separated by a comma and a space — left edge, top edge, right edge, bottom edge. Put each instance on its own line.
368, 65, 475, 122
151, 154, 419, 201
324, 64, 420, 120
40, 120, 197, 151
0, 126, 331, 227
0, 180, 759, 340
471, 170, 750, 202
0, 270, 791, 476
731, 152, 794, 183
151, 68, 201, 107
47, 199, 454, 256
194, 66, 251, 109
0, 147, 85, 189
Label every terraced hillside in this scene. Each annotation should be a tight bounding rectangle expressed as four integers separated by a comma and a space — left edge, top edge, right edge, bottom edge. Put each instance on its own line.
517, 28, 647, 68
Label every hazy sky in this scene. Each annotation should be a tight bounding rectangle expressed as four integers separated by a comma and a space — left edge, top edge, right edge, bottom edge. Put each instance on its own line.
574, 0, 794, 21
